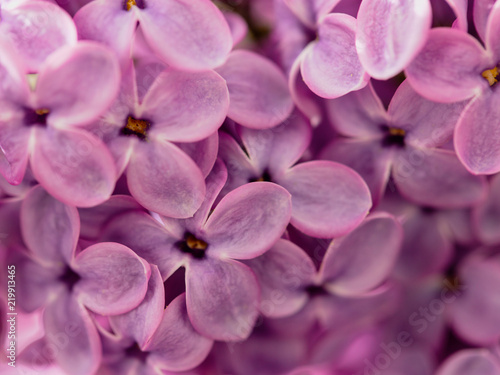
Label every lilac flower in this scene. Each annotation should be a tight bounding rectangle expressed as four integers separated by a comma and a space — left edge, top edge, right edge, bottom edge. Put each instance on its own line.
102, 160, 292, 341
16, 186, 150, 375
219, 116, 372, 238
74, 0, 233, 71
0, 40, 120, 207
85, 62, 229, 218
435, 349, 500, 375
473, 173, 500, 245
320, 81, 486, 207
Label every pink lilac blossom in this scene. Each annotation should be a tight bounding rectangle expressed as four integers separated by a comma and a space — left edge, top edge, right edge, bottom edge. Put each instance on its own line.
1, 0, 500, 374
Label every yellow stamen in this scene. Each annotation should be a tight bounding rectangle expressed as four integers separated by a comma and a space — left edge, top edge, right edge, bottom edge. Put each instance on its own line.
482, 67, 499, 86
388, 127, 406, 136
35, 109, 50, 116
125, 116, 149, 137
186, 235, 208, 250
126, 0, 136, 11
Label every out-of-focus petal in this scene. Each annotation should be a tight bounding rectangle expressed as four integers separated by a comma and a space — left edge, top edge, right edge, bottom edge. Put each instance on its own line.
321, 213, 403, 295
185, 258, 259, 341
204, 182, 291, 260
31, 127, 117, 207
36, 42, 120, 128
393, 147, 487, 208
284, 0, 341, 27
405, 28, 488, 103
73, 242, 150, 316
244, 239, 315, 318
302, 13, 369, 99
445, 0, 468, 31
126, 139, 205, 219
147, 294, 213, 371
21, 185, 79, 265
223, 12, 248, 46
474, 174, 500, 245
137, 0, 232, 70
216, 50, 293, 129
142, 69, 229, 142
436, 349, 500, 375
356, 0, 432, 79
276, 161, 371, 238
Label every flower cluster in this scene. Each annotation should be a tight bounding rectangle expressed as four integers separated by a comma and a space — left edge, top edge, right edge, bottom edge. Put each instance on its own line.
1, 0, 500, 374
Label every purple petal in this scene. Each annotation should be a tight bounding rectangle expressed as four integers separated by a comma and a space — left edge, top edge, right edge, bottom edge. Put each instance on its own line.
0, 118, 31, 185
73, 242, 151, 315
147, 294, 213, 371
185, 258, 260, 341
35, 42, 120, 128
21, 185, 79, 264
0, 37, 30, 101
455, 90, 500, 174
436, 349, 500, 375
244, 239, 315, 318
485, 2, 500, 61
102, 211, 185, 279
204, 182, 292, 260
474, 0, 496, 43
137, 0, 232, 70
405, 28, 488, 103
110, 266, 164, 348
175, 132, 219, 178
474, 174, 500, 244
356, 0, 432, 79
224, 11, 248, 46
301, 13, 369, 98
276, 161, 371, 238
1, 1, 77, 72
126, 139, 205, 219
320, 213, 403, 295
284, 0, 341, 27
216, 50, 293, 129
31, 127, 117, 207
393, 147, 487, 208
142, 69, 229, 142
43, 291, 101, 375
445, 0, 468, 31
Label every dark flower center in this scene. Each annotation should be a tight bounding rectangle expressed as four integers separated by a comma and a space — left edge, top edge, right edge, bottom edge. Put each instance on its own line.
482, 66, 499, 86
249, 169, 272, 183
381, 125, 406, 148
125, 342, 148, 363
59, 266, 81, 292
120, 116, 151, 140
176, 233, 208, 260
305, 284, 328, 297
24, 108, 50, 127
123, 0, 146, 11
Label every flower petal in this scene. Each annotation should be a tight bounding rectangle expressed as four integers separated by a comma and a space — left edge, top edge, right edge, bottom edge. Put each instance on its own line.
175, 132, 219, 178
142, 69, 229, 142
21, 185, 79, 265
126, 139, 206, 219
276, 161, 371, 238
283, 0, 341, 27
36, 42, 120, 128
216, 50, 293, 129
147, 294, 213, 371
73, 242, 150, 315
31, 127, 117, 207
137, 0, 232, 70
392, 147, 487, 208
0, 116, 31, 185
356, 0, 432, 79
302, 13, 369, 98
474, 174, 500, 245
204, 182, 292, 260
185, 258, 260, 341
321, 213, 403, 295
0, 37, 29, 101
473, 0, 496, 43
405, 28, 488, 103
485, 1, 500, 61
436, 349, 500, 375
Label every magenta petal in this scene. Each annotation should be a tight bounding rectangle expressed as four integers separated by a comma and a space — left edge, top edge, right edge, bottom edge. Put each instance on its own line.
455, 90, 500, 174
405, 28, 488, 103
102, 211, 185, 279
356, 0, 432, 79
216, 50, 293, 129
110, 266, 164, 348
142, 69, 229, 142
1, 1, 77, 72
147, 294, 213, 371
393, 148, 487, 208
284, 0, 341, 27
137, 0, 232, 70
436, 349, 500, 375
126, 139, 205, 219
43, 291, 101, 375
0, 38, 30, 101
276, 161, 371, 238
204, 182, 292, 260
73, 242, 150, 315
21, 185, 79, 264
445, 0, 468, 31
185, 258, 260, 341
31, 127, 116, 207
36, 42, 120, 128
302, 14, 369, 99
474, 0, 496, 43
320, 213, 403, 295
244, 239, 315, 318
486, 1, 500, 60
224, 12, 248, 46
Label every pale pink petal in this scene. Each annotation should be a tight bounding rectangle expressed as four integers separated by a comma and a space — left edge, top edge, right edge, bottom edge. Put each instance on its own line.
445, 0, 468, 31
485, 1, 500, 63
436, 349, 500, 375
0, 37, 29, 101
0, 117, 31, 185
474, 0, 497, 43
